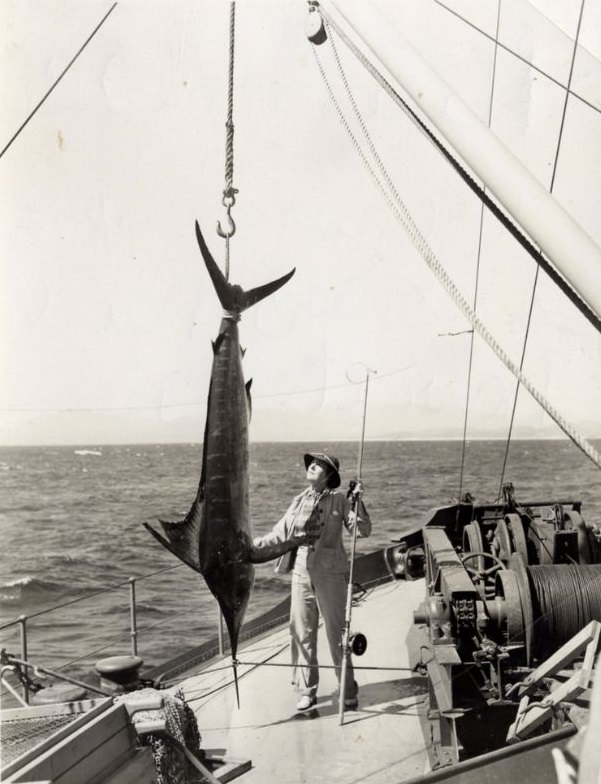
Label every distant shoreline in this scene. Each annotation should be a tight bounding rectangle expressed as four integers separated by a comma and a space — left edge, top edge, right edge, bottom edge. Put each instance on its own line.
2, 436, 601, 449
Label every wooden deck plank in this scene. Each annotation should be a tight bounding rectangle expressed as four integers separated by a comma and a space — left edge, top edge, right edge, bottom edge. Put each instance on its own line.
183, 579, 430, 783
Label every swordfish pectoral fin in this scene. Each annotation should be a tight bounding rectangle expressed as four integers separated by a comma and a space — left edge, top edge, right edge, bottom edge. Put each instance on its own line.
248, 538, 298, 564
195, 220, 295, 313
143, 504, 203, 573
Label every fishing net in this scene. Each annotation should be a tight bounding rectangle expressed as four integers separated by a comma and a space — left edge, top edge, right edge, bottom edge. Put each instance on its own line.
120, 687, 207, 784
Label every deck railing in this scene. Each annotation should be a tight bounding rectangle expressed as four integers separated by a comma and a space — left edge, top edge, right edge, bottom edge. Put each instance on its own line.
0, 564, 225, 704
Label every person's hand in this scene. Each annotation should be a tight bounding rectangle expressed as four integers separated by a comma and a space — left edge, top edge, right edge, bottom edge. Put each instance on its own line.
347, 480, 364, 508
291, 530, 319, 548
347, 479, 364, 497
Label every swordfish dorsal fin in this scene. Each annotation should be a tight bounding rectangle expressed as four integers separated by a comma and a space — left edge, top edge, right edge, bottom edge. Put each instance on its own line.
195, 221, 295, 314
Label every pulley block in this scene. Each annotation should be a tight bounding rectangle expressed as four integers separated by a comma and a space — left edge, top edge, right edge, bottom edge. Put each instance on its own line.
305, 3, 327, 45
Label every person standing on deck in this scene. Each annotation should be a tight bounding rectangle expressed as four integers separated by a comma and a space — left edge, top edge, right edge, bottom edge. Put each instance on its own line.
253, 452, 371, 711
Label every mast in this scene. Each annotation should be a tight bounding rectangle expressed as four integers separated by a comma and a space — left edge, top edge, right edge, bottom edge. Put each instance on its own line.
319, 0, 601, 326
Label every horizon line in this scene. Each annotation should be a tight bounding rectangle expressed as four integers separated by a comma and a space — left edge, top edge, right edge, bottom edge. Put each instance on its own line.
3, 435, 600, 449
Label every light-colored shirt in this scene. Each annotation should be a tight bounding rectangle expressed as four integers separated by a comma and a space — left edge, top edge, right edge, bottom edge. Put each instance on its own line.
253, 487, 371, 575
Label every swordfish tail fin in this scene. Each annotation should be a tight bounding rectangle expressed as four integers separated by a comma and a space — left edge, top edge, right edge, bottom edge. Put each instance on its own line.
195, 221, 295, 313
143, 506, 203, 573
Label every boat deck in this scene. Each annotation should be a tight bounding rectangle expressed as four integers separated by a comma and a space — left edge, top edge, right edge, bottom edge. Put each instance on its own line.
181, 578, 430, 783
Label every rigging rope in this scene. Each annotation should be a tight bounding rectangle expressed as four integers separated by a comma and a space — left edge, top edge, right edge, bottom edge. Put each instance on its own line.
0, 363, 412, 412
216, 2, 238, 281
224, 3, 236, 197
459, 0, 502, 504
0, 3, 118, 161
498, 0, 588, 496
317, 6, 601, 337
310, 22, 601, 472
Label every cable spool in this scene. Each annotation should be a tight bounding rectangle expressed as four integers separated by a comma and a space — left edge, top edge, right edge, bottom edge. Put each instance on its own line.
526, 564, 601, 660
462, 522, 485, 572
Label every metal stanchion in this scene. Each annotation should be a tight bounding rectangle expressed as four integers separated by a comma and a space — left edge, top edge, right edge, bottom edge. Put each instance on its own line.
19, 615, 29, 704
129, 577, 138, 656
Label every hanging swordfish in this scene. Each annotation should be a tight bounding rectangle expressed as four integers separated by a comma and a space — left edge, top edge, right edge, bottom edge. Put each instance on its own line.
145, 221, 297, 672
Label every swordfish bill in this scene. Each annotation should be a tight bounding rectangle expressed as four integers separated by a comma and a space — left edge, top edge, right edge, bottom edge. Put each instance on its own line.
144, 221, 295, 667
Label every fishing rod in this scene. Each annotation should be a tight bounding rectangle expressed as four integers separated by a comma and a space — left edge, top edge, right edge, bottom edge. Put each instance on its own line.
339, 366, 374, 726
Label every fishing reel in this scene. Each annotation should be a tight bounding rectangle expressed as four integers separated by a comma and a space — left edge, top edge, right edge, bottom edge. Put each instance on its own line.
347, 632, 368, 657
346, 479, 365, 511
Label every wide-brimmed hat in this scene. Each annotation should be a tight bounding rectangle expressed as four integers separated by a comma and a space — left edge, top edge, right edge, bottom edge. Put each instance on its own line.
304, 452, 341, 489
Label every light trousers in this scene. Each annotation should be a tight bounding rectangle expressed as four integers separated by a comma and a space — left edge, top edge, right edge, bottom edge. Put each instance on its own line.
289, 569, 357, 700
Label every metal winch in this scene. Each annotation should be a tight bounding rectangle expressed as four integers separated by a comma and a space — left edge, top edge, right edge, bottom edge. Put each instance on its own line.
388, 483, 601, 765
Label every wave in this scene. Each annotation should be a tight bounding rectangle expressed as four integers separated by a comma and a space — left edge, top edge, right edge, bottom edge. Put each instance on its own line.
0, 575, 65, 603
2, 441, 600, 675
43, 552, 99, 567
73, 449, 102, 456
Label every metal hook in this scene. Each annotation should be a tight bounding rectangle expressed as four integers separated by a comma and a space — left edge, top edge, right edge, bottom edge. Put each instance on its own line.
217, 190, 238, 240
216, 205, 236, 239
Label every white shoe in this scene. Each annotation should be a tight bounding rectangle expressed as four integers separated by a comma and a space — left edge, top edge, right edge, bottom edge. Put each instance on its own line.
296, 694, 317, 711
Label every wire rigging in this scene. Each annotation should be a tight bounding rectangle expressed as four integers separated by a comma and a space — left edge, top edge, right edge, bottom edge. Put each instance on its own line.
0, 364, 413, 413
0, 3, 118, 161
309, 17, 601, 471
458, 0, 503, 504
434, 0, 601, 117
316, 5, 601, 337
498, 0, 588, 496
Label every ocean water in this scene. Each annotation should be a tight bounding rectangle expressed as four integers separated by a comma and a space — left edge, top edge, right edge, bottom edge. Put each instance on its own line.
1, 440, 600, 685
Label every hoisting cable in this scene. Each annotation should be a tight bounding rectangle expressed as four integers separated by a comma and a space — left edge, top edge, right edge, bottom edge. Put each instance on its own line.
215, 0, 240, 706
309, 18, 601, 472
498, 0, 589, 495
216, 1, 239, 282
0, 3, 118, 161
459, 0, 502, 504
314, 4, 601, 338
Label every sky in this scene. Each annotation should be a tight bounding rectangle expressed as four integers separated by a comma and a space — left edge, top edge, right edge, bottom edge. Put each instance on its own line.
1, 0, 600, 446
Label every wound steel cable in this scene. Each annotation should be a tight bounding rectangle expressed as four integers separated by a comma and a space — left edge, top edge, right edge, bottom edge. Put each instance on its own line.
528, 564, 601, 658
